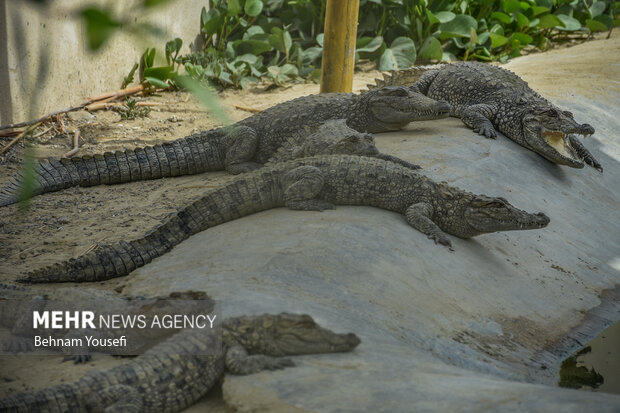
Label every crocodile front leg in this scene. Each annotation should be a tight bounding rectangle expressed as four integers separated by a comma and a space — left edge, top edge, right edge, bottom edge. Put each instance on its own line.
225, 345, 294, 375
569, 135, 603, 172
223, 126, 263, 174
461, 104, 498, 139
405, 202, 453, 249
282, 166, 335, 211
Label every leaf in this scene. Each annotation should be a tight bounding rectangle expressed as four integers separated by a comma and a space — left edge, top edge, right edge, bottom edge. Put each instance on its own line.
590, 1, 606, 17
489, 33, 509, 48
356, 36, 384, 55
490, 11, 512, 24
531, 6, 550, 16
202, 8, 225, 36
510, 32, 533, 45
418, 37, 443, 61
121, 63, 138, 89
378, 37, 416, 70
555, 14, 582, 31
144, 76, 170, 89
586, 18, 608, 31
490, 24, 505, 35
537, 14, 563, 28
227, 0, 242, 16
594, 15, 613, 29
502, 0, 521, 13
234, 39, 273, 55
245, 0, 264, 17
425, 10, 440, 25
143, 66, 174, 81
439, 14, 478, 39
173, 75, 231, 124
80, 7, 121, 50
269, 27, 292, 54
434, 11, 456, 23
516, 12, 530, 28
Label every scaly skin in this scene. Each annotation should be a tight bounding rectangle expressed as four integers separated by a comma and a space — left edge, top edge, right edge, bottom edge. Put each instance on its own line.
371, 62, 602, 171
0, 283, 209, 362
21, 155, 549, 284
0, 312, 360, 412
266, 119, 421, 169
0, 87, 449, 207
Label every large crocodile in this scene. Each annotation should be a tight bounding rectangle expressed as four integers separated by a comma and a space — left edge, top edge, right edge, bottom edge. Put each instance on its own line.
0, 311, 360, 412
0, 283, 209, 362
0, 86, 449, 207
21, 155, 550, 283
370, 62, 602, 171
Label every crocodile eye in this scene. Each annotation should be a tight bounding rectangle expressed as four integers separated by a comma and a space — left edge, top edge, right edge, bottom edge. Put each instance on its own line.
563, 110, 574, 119
517, 96, 527, 104
390, 88, 408, 97
487, 200, 505, 208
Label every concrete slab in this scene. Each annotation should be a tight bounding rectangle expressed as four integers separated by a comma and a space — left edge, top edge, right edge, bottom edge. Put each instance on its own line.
123, 40, 620, 411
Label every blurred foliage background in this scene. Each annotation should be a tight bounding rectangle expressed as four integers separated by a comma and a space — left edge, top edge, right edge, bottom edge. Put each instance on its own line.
101, 0, 619, 90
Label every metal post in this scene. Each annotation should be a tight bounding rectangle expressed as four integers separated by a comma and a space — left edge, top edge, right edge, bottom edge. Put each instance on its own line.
320, 0, 360, 93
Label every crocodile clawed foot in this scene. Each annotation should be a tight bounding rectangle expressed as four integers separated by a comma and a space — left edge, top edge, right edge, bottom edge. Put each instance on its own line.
263, 356, 295, 370
475, 125, 497, 139
63, 354, 92, 364
429, 233, 453, 249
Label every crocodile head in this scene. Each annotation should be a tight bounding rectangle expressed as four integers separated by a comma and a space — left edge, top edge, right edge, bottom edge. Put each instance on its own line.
436, 189, 550, 238
521, 105, 595, 168
356, 86, 451, 133
460, 195, 550, 237
226, 313, 360, 356
304, 120, 379, 157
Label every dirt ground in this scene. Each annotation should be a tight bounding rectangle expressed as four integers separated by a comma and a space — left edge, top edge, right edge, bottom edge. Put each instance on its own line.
0, 30, 617, 409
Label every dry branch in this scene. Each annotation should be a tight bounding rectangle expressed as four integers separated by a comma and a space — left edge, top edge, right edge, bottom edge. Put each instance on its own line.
62, 130, 81, 158
0, 84, 147, 132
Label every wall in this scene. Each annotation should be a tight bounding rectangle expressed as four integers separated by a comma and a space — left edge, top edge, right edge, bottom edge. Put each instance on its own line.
0, 0, 205, 125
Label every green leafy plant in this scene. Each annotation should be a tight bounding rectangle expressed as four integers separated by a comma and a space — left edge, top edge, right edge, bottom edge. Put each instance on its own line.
113, 98, 151, 120
121, 0, 619, 92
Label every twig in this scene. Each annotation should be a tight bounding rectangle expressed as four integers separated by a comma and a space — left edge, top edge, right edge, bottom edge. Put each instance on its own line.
0, 129, 21, 138
0, 122, 41, 155
0, 84, 147, 132
62, 130, 81, 158
233, 104, 262, 113
80, 237, 107, 256
85, 101, 161, 112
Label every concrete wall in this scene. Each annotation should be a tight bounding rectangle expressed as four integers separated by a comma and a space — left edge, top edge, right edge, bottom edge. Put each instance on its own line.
0, 0, 205, 125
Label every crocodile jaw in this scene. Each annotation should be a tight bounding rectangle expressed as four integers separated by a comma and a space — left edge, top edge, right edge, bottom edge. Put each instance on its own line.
538, 129, 584, 168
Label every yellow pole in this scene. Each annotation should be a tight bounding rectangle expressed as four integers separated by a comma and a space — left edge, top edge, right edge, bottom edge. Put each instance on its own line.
320, 0, 360, 93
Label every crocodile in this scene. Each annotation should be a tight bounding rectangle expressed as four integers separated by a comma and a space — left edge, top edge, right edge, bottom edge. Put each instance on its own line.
21, 155, 550, 284
0, 86, 449, 207
0, 311, 360, 412
0, 283, 210, 362
370, 62, 602, 171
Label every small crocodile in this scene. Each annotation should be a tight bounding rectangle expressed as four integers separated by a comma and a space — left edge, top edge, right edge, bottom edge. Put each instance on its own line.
0, 311, 360, 412
21, 155, 550, 283
0, 283, 209, 362
0, 86, 449, 207
370, 62, 601, 171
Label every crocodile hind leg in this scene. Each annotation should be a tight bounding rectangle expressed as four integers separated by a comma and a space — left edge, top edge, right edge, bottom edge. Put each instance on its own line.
460, 104, 498, 139
282, 166, 335, 211
223, 126, 263, 174
85, 384, 142, 412
569, 135, 603, 172
405, 202, 453, 249
225, 345, 294, 375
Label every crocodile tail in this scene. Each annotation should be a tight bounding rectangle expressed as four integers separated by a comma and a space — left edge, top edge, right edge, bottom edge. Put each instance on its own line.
0, 383, 84, 412
20, 169, 282, 283
367, 64, 446, 90
0, 133, 222, 207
